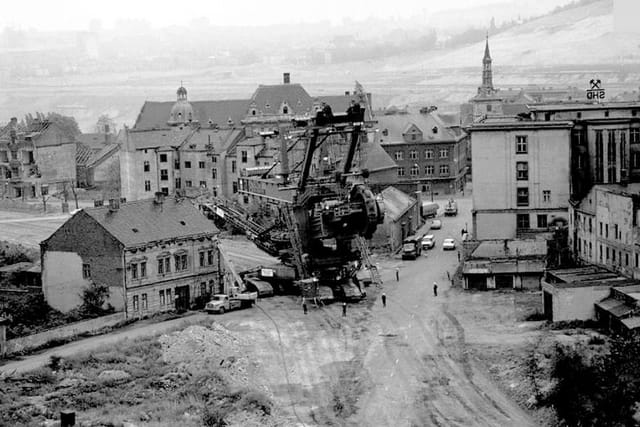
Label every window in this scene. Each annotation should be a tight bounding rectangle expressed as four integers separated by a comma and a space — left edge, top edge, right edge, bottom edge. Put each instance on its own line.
397, 167, 405, 177
600, 244, 603, 262
185, 161, 192, 168
425, 150, 433, 159
517, 188, 529, 206
395, 151, 404, 161
516, 162, 528, 180
410, 164, 419, 176
160, 169, 168, 181
614, 224, 619, 240
636, 253, 639, 268
633, 152, 640, 169
142, 293, 148, 310
158, 256, 170, 275
161, 187, 169, 196
175, 254, 188, 271
198, 161, 206, 169
607, 130, 616, 182
232, 181, 238, 193
200, 282, 207, 296
626, 253, 629, 266
160, 290, 165, 306
486, 104, 492, 112
174, 160, 180, 170
543, 190, 551, 203
144, 180, 151, 192
589, 218, 592, 233
199, 181, 206, 188
175, 178, 181, 189
207, 250, 214, 265
186, 180, 192, 187
516, 214, 530, 229
283, 106, 288, 114
409, 150, 418, 160
140, 262, 146, 278
212, 155, 217, 164
631, 128, 640, 144
212, 168, 217, 179
166, 289, 172, 305
159, 154, 167, 163
133, 295, 139, 311
537, 214, 548, 228
605, 224, 609, 239
241, 150, 248, 163
516, 136, 528, 154
41, 185, 48, 196
82, 263, 91, 279
143, 161, 150, 172
595, 130, 604, 181
599, 221, 603, 236
131, 263, 138, 279
411, 134, 417, 141
439, 165, 449, 175
439, 149, 448, 158
425, 165, 434, 175
199, 251, 205, 267
232, 160, 237, 173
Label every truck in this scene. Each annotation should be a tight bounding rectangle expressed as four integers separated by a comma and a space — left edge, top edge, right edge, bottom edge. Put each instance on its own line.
205, 287, 258, 314
421, 202, 439, 219
444, 199, 458, 216
401, 234, 423, 260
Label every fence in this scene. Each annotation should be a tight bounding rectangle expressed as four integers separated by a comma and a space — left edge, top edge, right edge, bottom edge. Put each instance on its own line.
2, 312, 125, 357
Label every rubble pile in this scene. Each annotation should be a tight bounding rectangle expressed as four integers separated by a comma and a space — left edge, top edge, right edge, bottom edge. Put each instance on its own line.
159, 324, 254, 387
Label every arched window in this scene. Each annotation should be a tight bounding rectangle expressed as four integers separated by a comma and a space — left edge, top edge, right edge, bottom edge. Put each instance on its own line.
283, 106, 288, 114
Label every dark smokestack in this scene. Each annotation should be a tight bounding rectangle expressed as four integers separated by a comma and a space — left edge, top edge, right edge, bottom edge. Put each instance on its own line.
283, 73, 290, 84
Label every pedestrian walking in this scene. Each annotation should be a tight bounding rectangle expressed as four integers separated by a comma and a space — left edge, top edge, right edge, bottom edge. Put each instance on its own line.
381, 293, 387, 307
342, 302, 347, 317
433, 282, 438, 297
302, 297, 308, 315
395, 268, 400, 282
457, 251, 461, 262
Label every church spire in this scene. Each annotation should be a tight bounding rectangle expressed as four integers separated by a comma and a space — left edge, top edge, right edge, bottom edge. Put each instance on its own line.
479, 33, 495, 96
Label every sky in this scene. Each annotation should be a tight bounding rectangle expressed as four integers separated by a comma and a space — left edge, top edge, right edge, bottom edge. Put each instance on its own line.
0, 0, 572, 31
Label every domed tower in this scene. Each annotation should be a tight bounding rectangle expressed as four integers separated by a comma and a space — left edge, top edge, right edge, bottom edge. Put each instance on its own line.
168, 85, 197, 126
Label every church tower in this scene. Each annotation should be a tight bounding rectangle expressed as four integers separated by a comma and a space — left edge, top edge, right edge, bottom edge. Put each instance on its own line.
478, 34, 495, 96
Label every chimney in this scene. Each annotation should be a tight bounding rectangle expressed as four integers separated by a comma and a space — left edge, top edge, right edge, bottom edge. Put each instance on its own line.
154, 191, 165, 205
108, 198, 120, 211
283, 73, 290, 84
94, 200, 104, 207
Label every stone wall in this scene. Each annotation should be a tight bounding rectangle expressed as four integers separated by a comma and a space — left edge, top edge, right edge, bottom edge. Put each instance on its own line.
3, 312, 125, 357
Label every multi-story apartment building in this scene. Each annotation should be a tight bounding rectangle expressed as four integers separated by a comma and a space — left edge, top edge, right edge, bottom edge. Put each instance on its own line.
0, 117, 76, 199
469, 118, 573, 240
41, 195, 219, 317
377, 110, 468, 196
571, 183, 640, 279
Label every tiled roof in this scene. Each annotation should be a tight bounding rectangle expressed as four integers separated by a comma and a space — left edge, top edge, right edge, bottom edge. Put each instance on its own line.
179, 128, 244, 153
377, 112, 465, 145
124, 128, 196, 150
380, 186, 416, 222
76, 143, 94, 166
86, 143, 120, 168
133, 99, 250, 130
249, 84, 313, 116
81, 197, 218, 247
218, 238, 280, 274
360, 137, 397, 172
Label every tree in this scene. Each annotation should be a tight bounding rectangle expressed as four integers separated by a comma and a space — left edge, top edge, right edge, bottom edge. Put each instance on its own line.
21, 112, 80, 140
95, 114, 117, 134
80, 282, 110, 317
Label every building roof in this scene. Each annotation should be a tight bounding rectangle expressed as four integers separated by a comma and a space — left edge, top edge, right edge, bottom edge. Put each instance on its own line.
529, 101, 640, 112
469, 118, 574, 131
380, 186, 416, 222
133, 99, 250, 130
359, 137, 397, 172
76, 142, 94, 166
594, 183, 640, 198
249, 83, 313, 116
0, 262, 39, 274
86, 143, 120, 168
377, 111, 465, 145
595, 297, 635, 318
545, 266, 640, 289
470, 239, 547, 260
79, 197, 218, 247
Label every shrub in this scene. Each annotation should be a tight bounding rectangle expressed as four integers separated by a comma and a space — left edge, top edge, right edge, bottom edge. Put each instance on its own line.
20, 367, 56, 384
48, 355, 63, 371
237, 390, 272, 415
202, 405, 230, 427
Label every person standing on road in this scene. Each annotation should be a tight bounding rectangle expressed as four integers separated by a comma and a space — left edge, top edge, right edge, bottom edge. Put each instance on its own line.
342, 302, 347, 317
381, 293, 387, 307
302, 297, 308, 315
433, 282, 438, 297
395, 268, 400, 282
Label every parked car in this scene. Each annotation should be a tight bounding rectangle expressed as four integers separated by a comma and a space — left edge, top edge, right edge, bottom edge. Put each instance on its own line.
421, 234, 435, 249
442, 238, 456, 250
431, 219, 442, 230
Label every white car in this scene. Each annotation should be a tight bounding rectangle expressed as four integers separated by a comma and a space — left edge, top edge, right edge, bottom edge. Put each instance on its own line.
421, 235, 435, 249
431, 219, 442, 230
442, 238, 456, 250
